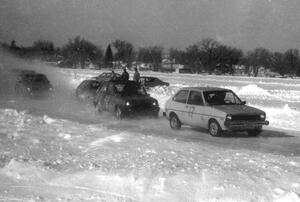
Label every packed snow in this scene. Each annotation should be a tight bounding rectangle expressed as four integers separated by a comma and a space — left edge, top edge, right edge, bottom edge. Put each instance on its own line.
0, 53, 300, 201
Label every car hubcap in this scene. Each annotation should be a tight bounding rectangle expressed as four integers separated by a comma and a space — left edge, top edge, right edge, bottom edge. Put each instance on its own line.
210, 122, 218, 135
171, 117, 177, 127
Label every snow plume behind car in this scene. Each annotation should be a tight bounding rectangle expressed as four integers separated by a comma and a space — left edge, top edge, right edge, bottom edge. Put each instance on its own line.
0, 50, 165, 125
0, 50, 103, 123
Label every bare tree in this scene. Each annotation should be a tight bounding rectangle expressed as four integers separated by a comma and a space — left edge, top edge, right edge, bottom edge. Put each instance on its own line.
137, 46, 163, 69
61, 36, 102, 69
112, 40, 135, 67
246, 47, 272, 77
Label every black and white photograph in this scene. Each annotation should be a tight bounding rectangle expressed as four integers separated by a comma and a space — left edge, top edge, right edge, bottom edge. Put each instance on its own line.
0, 0, 300, 201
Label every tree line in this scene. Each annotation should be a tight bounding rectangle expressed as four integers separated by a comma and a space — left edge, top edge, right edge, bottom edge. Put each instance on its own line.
2, 36, 300, 77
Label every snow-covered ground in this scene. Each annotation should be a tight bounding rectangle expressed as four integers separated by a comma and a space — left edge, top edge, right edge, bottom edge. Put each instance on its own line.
0, 53, 300, 201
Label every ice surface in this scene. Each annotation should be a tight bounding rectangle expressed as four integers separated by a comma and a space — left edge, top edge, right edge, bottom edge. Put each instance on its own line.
0, 105, 300, 201
1, 53, 300, 201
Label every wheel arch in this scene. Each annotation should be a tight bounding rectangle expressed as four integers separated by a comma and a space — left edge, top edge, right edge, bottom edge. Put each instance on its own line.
168, 111, 177, 119
208, 118, 220, 128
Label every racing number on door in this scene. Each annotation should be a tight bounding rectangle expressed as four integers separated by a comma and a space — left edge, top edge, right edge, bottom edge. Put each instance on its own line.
187, 106, 195, 118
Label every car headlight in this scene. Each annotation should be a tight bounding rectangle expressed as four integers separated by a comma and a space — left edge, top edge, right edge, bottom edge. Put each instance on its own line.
226, 114, 232, 120
260, 114, 265, 119
27, 87, 31, 92
125, 101, 131, 106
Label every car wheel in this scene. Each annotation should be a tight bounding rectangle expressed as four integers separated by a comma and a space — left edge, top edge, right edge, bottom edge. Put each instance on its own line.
247, 129, 262, 136
169, 113, 181, 129
208, 120, 222, 136
114, 106, 123, 120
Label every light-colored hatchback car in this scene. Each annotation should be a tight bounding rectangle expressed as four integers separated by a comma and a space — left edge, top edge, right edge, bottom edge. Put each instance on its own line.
165, 87, 269, 136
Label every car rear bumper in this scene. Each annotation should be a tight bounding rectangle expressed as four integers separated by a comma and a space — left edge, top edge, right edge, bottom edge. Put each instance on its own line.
224, 120, 269, 131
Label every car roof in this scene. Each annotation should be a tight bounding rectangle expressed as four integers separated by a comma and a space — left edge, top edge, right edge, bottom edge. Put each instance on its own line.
180, 86, 231, 92
108, 80, 138, 85
140, 76, 155, 79
100, 72, 120, 75
82, 79, 101, 83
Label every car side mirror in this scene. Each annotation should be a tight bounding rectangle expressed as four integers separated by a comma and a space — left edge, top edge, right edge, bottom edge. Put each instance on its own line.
240, 101, 246, 105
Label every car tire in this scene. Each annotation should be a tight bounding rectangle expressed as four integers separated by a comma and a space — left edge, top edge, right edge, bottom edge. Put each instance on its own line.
208, 119, 222, 136
114, 106, 123, 120
247, 129, 262, 136
169, 113, 181, 129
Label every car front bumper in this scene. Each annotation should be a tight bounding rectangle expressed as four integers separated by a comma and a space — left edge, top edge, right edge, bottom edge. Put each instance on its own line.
29, 90, 54, 99
224, 120, 269, 131
122, 106, 160, 118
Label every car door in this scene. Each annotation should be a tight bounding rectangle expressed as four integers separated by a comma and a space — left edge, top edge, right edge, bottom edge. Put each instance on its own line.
186, 90, 206, 127
95, 82, 108, 109
170, 90, 190, 124
102, 82, 116, 112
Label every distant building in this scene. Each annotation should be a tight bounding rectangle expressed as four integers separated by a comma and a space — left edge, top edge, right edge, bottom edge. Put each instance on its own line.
133, 62, 153, 71
264, 69, 281, 77
233, 65, 246, 76
161, 58, 174, 72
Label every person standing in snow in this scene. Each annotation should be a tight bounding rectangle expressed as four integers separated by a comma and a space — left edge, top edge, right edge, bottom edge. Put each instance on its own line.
120, 67, 129, 82
133, 67, 140, 83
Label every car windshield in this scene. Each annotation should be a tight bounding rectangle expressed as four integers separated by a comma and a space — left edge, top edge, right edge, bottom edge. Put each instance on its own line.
203, 90, 242, 105
89, 81, 100, 88
33, 75, 49, 83
115, 82, 147, 96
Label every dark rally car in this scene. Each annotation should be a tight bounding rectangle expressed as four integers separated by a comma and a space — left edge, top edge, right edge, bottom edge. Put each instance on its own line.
92, 72, 121, 82
15, 71, 53, 98
140, 76, 169, 88
94, 80, 159, 119
75, 80, 103, 103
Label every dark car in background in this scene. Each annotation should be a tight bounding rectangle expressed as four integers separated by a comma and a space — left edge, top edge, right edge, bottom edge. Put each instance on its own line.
94, 80, 159, 119
92, 72, 121, 82
15, 71, 53, 98
139, 76, 169, 88
75, 80, 103, 103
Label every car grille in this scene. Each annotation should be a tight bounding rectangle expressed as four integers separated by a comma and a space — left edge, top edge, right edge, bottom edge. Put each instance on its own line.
133, 100, 153, 110
232, 115, 261, 121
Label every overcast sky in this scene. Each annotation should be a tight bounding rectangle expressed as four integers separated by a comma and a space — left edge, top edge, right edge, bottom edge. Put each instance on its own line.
1, 0, 300, 51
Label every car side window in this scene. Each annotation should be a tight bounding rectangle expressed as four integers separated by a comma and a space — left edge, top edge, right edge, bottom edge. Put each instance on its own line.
187, 91, 204, 106
173, 90, 189, 103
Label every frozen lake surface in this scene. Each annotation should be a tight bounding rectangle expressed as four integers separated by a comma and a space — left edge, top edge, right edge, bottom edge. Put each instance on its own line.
0, 55, 300, 201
